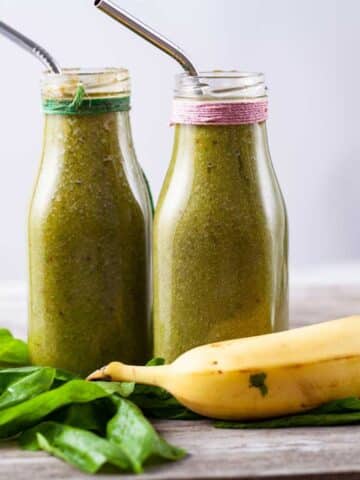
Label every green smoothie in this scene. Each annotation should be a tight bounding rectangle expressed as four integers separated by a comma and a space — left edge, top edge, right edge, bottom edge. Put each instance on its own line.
153, 92, 288, 361
28, 69, 151, 376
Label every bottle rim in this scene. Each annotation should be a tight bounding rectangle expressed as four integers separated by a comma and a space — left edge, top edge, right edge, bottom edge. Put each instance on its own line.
42, 67, 130, 100
174, 70, 267, 100
178, 70, 264, 79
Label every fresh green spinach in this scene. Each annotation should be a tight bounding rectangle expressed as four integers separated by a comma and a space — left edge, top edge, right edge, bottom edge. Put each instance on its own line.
0, 342, 186, 473
4, 326, 360, 474
0, 329, 29, 366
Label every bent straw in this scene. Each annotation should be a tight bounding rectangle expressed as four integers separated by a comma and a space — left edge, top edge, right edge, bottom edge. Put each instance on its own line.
94, 0, 198, 77
0, 20, 61, 73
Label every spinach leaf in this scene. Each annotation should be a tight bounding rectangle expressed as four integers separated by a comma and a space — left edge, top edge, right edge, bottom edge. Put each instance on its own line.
215, 397, 360, 429
20, 396, 186, 473
0, 379, 110, 438
0, 332, 186, 473
0, 367, 55, 410
51, 368, 79, 387
107, 396, 186, 470
130, 390, 201, 419
52, 399, 114, 434
311, 396, 360, 413
0, 329, 29, 366
146, 357, 166, 366
95, 380, 134, 398
0, 366, 41, 391
215, 410, 360, 429
20, 421, 133, 474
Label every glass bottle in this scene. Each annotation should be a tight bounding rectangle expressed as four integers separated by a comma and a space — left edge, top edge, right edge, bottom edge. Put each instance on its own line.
28, 68, 152, 376
153, 71, 288, 362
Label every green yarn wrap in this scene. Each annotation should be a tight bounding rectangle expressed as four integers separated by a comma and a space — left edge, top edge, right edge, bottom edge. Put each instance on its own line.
43, 84, 130, 115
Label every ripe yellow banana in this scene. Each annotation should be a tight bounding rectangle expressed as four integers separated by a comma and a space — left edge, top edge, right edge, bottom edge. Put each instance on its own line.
88, 316, 360, 420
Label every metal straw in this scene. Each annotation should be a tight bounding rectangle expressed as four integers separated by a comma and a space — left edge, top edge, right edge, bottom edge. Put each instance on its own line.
0, 20, 61, 73
94, 0, 198, 77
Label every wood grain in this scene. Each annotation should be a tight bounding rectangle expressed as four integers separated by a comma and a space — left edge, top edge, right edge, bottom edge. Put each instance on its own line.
0, 285, 359, 479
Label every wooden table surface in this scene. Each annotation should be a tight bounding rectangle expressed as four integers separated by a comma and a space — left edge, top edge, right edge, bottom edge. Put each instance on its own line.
1, 285, 360, 479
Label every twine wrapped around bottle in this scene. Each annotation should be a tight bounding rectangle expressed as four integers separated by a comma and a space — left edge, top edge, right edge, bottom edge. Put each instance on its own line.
42, 84, 131, 115
171, 99, 268, 125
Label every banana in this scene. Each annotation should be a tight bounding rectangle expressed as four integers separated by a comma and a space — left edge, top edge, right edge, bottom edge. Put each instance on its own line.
88, 316, 360, 420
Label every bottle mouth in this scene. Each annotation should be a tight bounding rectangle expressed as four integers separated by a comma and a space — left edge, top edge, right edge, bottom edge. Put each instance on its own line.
175, 70, 266, 100
44, 67, 129, 77
42, 67, 130, 99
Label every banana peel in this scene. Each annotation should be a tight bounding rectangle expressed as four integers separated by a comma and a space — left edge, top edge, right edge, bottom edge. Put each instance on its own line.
88, 316, 360, 420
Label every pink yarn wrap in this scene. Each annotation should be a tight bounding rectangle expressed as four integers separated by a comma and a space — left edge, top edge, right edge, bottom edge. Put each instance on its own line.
171, 99, 268, 125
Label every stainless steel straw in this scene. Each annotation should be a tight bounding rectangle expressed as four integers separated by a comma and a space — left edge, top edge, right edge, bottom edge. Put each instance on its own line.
0, 20, 61, 73
94, 0, 198, 77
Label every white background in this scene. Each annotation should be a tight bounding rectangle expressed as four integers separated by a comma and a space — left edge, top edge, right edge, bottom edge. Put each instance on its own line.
0, 0, 358, 286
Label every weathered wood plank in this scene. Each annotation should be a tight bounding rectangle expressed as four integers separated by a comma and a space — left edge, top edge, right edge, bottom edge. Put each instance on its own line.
0, 285, 359, 479
3, 424, 360, 480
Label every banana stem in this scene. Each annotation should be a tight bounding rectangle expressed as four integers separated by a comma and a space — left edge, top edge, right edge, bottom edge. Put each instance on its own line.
87, 361, 170, 388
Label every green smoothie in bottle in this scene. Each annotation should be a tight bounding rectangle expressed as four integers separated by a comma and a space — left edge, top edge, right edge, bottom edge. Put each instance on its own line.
153, 71, 288, 362
28, 68, 152, 376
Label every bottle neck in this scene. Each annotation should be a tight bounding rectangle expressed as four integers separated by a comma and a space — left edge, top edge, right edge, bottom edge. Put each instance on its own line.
42, 110, 132, 168
41, 80, 132, 167
172, 121, 270, 168
169, 92, 271, 179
